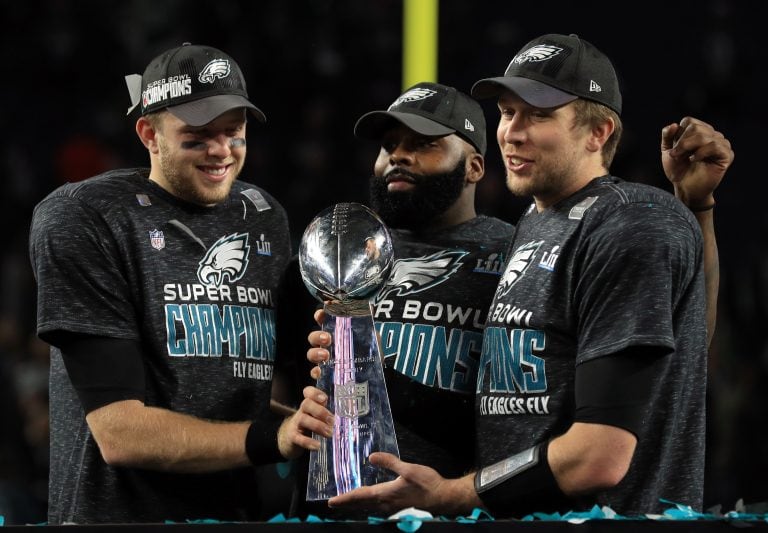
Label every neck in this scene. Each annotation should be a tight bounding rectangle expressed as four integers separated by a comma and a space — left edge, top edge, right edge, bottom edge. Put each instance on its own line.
422, 195, 477, 232
534, 162, 608, 212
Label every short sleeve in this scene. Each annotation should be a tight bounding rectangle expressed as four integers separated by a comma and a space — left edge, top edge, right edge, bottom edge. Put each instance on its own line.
29, 195, 139, 346
574, 203, 702, 362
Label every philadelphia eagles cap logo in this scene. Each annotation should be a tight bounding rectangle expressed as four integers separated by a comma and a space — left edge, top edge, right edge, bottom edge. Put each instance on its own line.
197, 233, 250, 287
374, 250, 467, 303
495, 240, 543, 298
388, 87, 437, 110
510, 44, 563, 67
198, 58, 231, 83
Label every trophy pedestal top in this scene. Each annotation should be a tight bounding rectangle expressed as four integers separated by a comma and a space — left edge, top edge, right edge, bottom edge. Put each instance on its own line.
324, 299, 373, 317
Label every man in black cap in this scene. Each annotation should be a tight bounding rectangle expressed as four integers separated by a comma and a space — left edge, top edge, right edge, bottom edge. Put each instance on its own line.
29, 43, 325, 524
304, 34, 734, 518
311, 79, 514, 483
354, 82, 515, 481
280, 81, 514, 519
466, 35, 730, 518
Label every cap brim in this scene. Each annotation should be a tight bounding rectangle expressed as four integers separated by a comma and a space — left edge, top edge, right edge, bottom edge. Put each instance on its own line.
471, 77, 578, 108
354, 111, 454, 140
167, 95, 267, 126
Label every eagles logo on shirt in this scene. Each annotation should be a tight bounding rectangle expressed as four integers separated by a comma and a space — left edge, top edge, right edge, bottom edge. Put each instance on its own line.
374, 250, 468, 303
495, 240, 543, 298
197, 233, 250, 287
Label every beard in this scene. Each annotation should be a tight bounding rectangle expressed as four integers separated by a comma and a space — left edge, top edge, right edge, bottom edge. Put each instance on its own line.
369, 158, 467, 229
504, 144, 581, 202
157, 137, 241, 206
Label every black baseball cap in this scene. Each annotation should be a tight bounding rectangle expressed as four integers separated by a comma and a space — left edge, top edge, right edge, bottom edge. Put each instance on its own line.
354, 82, 487, 155
471, 33, 622, 115
125, 43, 266, 126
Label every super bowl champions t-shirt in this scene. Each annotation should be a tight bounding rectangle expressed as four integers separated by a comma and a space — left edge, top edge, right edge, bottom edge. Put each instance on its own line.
375, 215, 515, 477
30, 168, 291, 524
476, 176, 707, 516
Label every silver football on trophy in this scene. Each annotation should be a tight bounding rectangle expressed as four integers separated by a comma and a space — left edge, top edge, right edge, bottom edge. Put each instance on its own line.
299, 202, 394, 302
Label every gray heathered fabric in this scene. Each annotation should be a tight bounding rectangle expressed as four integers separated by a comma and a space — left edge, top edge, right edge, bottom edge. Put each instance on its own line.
476, 176, 707, 517
30, 169, 291, 524
379, 216, 515, 477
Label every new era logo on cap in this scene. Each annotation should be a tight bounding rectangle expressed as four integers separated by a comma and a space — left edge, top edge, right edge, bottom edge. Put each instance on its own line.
125, 43, 266, 126
355, 82, 487, 155
471, 33, 622, 115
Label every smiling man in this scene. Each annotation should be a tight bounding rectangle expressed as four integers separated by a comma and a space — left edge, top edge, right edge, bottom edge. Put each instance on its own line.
302, 35, 733, 520
29, 43, 324, 524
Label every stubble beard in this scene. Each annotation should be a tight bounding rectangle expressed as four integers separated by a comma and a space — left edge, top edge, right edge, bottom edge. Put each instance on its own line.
505, 152, 576, 202
158, 138, 241, 206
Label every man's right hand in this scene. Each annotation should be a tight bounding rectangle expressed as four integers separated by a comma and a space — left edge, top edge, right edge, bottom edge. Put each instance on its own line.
307, 309, 332, 380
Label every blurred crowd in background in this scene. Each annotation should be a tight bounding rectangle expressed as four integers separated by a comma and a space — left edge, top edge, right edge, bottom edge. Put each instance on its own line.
0, 0, 764, 524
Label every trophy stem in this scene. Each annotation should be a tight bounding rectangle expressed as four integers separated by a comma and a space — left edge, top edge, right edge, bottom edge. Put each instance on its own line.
332, 316, 362, 494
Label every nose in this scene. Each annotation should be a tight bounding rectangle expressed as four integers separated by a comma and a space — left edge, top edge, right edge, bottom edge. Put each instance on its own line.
498, 115, 526, 146
388, 141, 414, 165
207, 135, 233, 158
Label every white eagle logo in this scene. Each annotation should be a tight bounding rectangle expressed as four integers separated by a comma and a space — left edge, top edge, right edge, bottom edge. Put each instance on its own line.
374, 250, 467, 303
509, 44, 563, 68
495, 240, 543, 298
197, 233, 250, 287
198, 59, 231, 84
389, 87, 437, 110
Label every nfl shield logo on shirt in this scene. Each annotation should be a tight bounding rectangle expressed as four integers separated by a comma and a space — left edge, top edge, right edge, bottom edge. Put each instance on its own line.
149, 229, 165, 250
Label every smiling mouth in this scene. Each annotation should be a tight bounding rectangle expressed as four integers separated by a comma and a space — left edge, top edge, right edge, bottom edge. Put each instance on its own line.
506, 155, 529, 166
199, 164, 230, 177
505, 155, 536, 173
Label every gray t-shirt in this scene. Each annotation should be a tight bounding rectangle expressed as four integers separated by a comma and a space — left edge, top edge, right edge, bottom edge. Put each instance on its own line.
30, 169, 291, 524
377, 216, 515, 477
476, 176, 707, 516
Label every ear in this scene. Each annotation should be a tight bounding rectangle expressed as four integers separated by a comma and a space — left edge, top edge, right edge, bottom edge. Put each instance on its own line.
465, 151, 485, 184
136, 116, 160, 154
586, 117, 615, 153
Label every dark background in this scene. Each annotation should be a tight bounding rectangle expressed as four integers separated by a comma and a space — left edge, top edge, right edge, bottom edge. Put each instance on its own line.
0, 0, 764, 523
